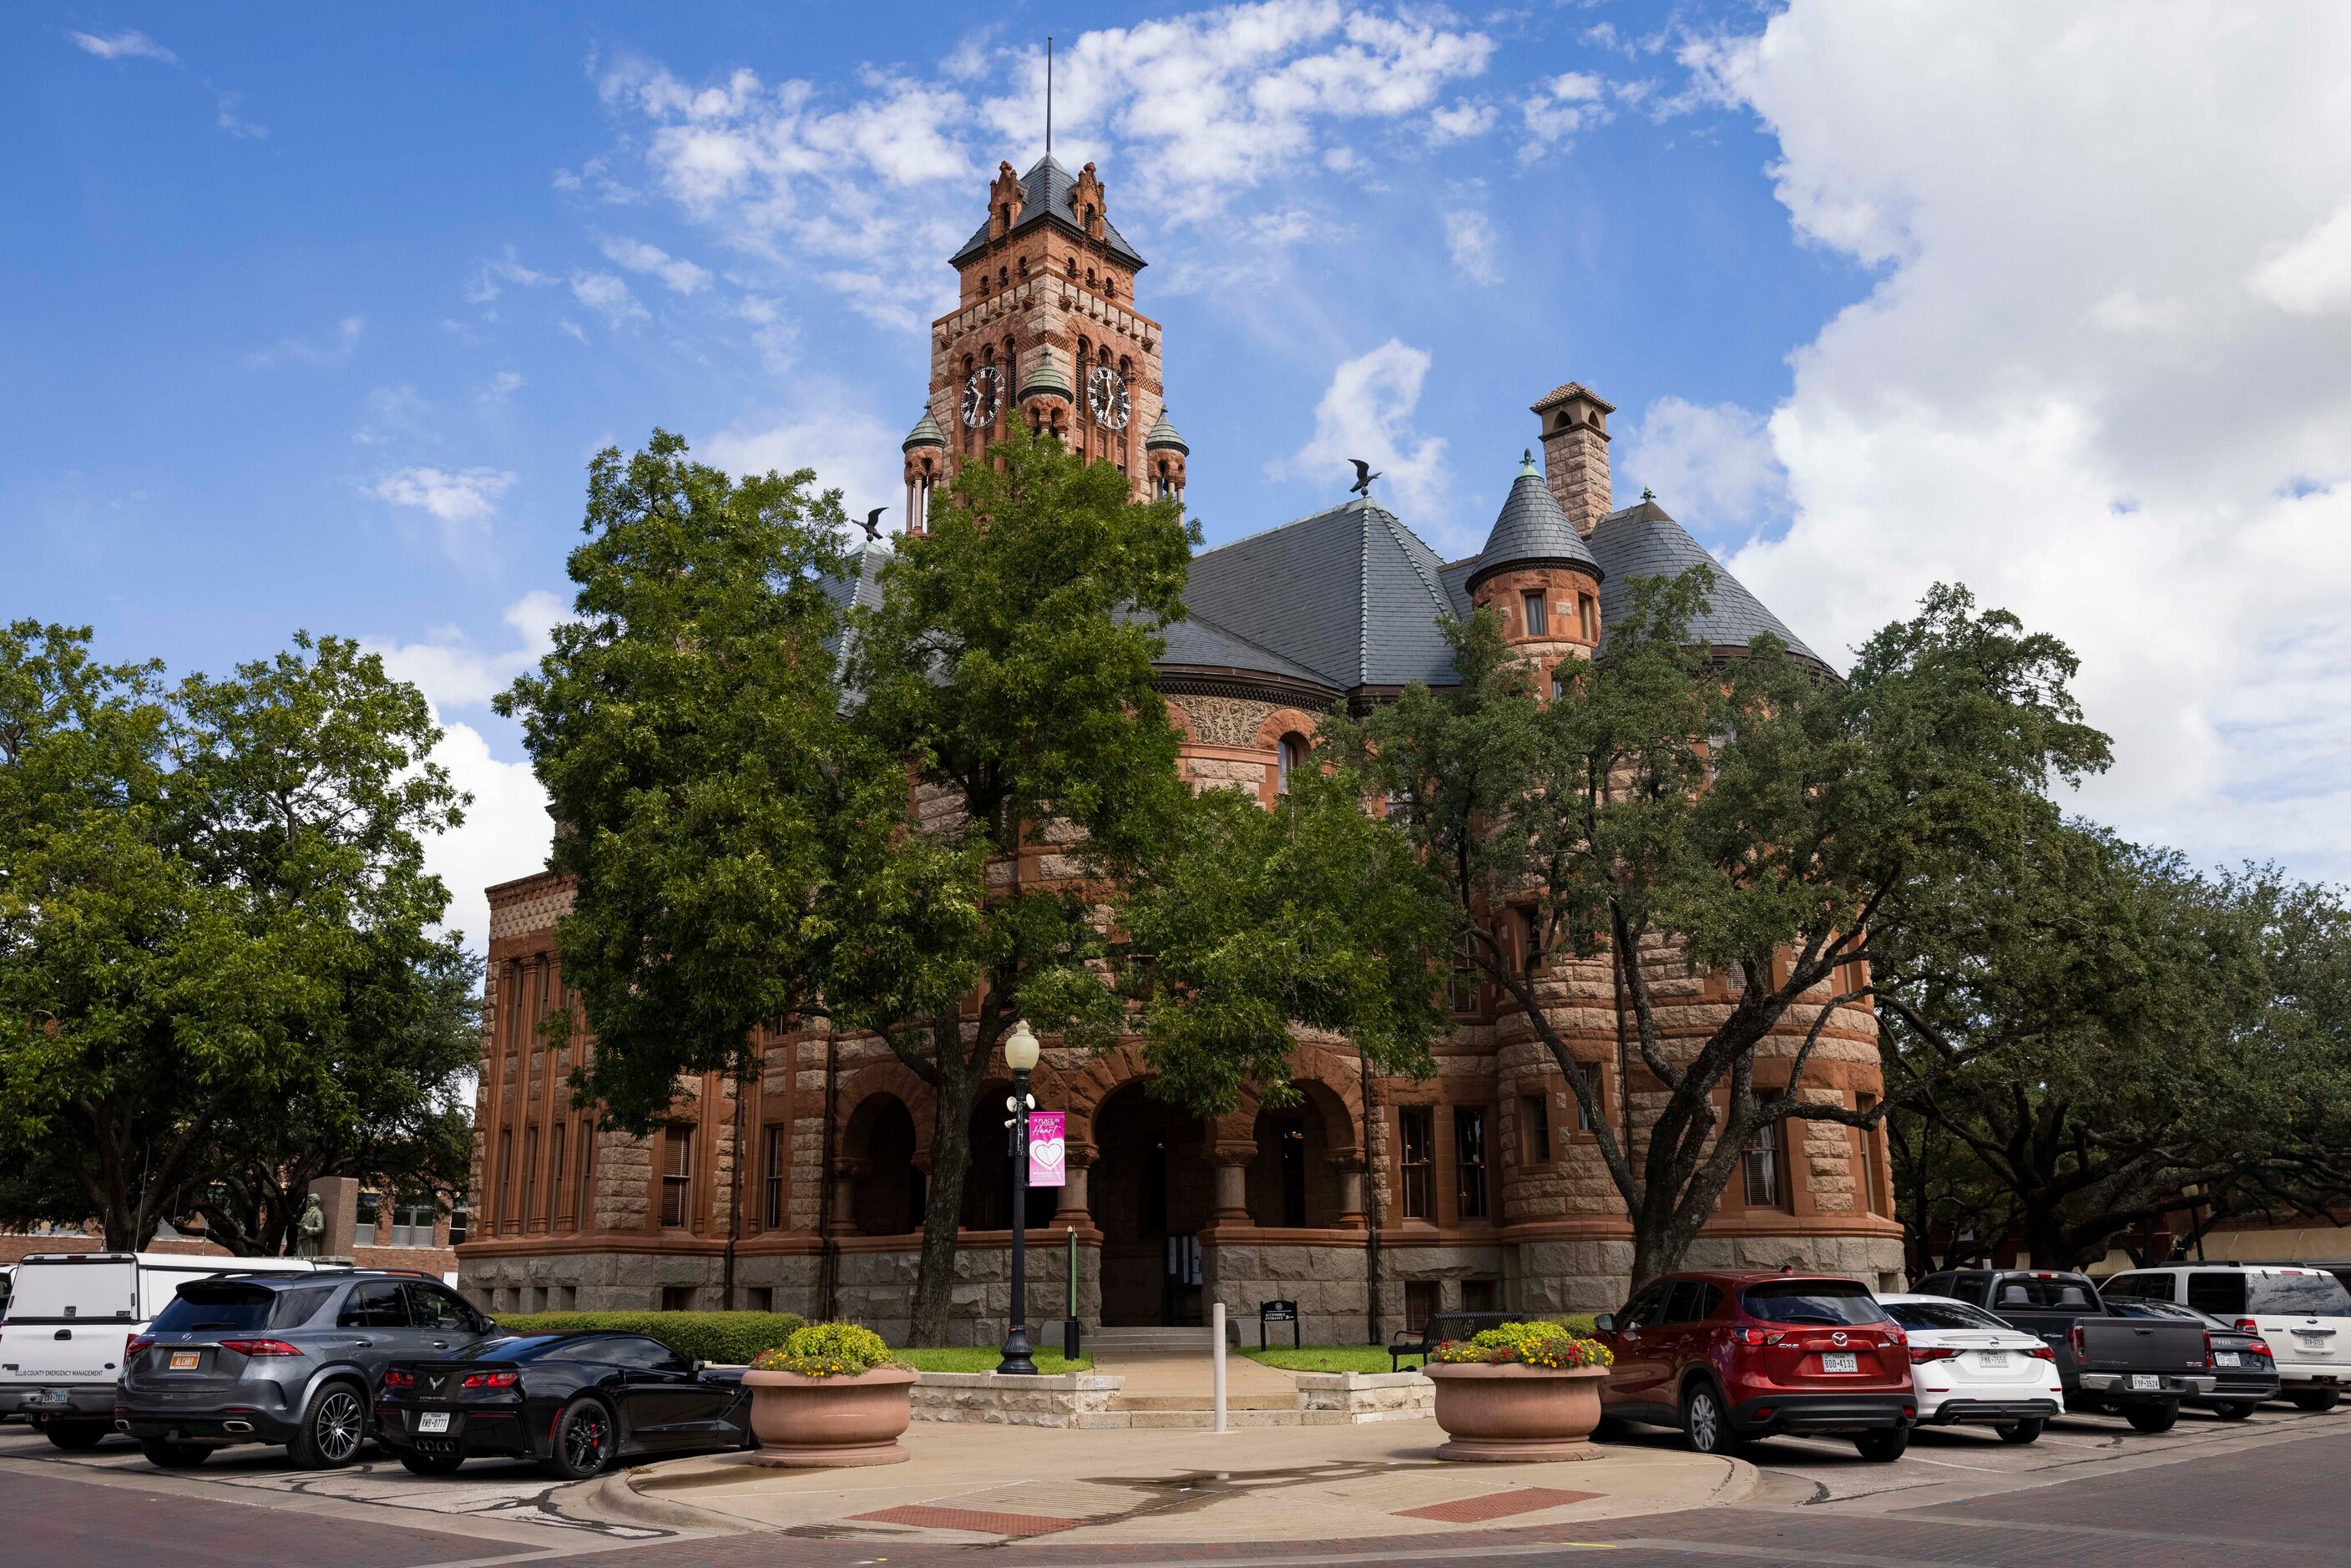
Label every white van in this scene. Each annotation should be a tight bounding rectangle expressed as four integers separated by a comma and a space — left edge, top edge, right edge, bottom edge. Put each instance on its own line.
0, 1252, 331, 1448
2101, 1262, 2351, 1410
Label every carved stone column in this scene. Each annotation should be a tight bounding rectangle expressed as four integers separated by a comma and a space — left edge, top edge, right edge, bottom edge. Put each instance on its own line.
1211, 1141, 1256, 1223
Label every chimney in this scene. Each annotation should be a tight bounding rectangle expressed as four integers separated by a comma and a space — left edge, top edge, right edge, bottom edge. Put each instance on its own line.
1530, 382, 1615, 537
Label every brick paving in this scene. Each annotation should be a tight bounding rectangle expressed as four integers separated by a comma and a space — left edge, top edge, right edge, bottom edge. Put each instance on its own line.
1392, 1485, 1601, 1523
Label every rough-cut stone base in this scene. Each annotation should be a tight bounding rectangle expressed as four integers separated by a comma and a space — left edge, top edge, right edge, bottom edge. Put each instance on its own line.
459, 1250, 820, 1315
1295, 1371, 1434, 1424
911, 1372, 1126, 1428
1206, 1242, 1369, 1348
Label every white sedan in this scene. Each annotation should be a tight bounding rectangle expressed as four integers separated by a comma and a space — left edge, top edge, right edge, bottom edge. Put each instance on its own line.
1878, 1292, 2065, 1444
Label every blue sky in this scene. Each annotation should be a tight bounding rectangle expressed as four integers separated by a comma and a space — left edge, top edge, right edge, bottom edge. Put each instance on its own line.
10, 3, 2351, 942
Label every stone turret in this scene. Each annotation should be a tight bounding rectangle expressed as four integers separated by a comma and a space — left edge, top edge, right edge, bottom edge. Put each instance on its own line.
1530, 382, 1614, 537
1145, 407, 1188, 503
1467, 452, 1605, 686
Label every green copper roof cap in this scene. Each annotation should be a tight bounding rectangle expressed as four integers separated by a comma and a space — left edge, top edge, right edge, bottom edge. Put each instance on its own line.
902, 410, 947, 450
1019, 348, 1073, 402
1144, 407, 1189, 453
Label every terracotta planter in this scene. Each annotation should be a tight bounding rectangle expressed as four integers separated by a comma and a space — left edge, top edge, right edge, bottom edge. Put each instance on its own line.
1423, 1362, 1609, 1462
743, 1365, 916, 1467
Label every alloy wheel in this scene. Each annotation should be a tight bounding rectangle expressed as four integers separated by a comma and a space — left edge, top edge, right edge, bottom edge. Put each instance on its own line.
314, 1388, 364, 1464
1688, 1388, 1723, 1451
565, 1406, 610, 1472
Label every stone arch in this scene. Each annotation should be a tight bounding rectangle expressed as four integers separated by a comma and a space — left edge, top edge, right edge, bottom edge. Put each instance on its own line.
843, 1092, 925, 1236
1251, 706, 1323, 751
833, 1060, 937, 1156
1059, 1039, 1156, 1154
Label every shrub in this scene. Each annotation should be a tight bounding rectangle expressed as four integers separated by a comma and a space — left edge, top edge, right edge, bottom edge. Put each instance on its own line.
1429, 1319, 1613, 1370
491, 1311, 806, 1366
751, 1321, 902, 1378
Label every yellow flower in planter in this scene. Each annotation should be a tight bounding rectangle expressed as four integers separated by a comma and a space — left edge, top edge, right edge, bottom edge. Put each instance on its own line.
750, 1322, 905, 1378
1430, 1320, 1613, 1370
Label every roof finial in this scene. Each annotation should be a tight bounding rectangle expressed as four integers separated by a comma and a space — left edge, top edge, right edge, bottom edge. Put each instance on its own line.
1641, 485, 1656, 502
1520, 448, 1537, 476
1044, 36, 1053, 163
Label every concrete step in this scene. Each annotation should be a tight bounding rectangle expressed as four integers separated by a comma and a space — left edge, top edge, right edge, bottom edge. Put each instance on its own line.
1090, 1327, 1221, 1351
1118, 1408, 1304, 1429
1110, 1393, 1297, 1412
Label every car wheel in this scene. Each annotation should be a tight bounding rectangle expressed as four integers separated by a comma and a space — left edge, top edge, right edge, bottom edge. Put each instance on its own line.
399, 1449, 467, 1476
1681, 1383, 1739, 1456
1994, 1418, 2045, 1444
1853, 1426, 1909, 1462
2124, 1400, 2179, 1434
2209, 1401, 2256, 1421
289, 1381, 369, 1469
2289, 1388, 2341, 1413
139, 1437, 213, 1469
42, 1420, 108, 1451
540, 1397, 615, 1480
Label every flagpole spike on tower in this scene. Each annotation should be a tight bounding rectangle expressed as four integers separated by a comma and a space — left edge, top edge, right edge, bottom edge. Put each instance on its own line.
1045, 36, 1054, 162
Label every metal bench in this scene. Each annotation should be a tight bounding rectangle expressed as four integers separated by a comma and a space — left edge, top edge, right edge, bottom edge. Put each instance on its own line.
1388, 1311, 1519, 1371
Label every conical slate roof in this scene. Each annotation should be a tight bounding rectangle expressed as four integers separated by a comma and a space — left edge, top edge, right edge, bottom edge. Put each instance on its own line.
1466, 453, 1602, 590
902, 410, 946, 450
950, 155, 1147, 270
1144, 407, 1188, 453
1019, 348, 1072, 402
1586, 498, 1826, 668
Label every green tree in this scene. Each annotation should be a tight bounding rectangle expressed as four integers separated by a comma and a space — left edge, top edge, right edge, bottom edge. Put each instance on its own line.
837, 423, 1196, 1343
1345, 577, 2111, 1289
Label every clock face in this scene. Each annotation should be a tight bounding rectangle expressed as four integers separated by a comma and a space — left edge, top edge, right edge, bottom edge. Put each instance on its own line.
960, 365, 1003, 428
1087, 365, 1130, 431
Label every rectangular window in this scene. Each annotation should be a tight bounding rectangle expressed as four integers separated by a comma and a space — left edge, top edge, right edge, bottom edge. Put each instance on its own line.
447, 1199, 468, 1247
1399, 1107, 1436, 1220
1578, 594, 1597, 642
1578, 1084, 1597, 1132
521, 1126, 540, 1230
548, 1122, 568, 1228
1405, 1279, 1439, 1333
1855, 1094, 1883, 1214
1742, 1120, 1784, 1209
356, 1188, 382, 1235
497, 1128, 516, 1232
764, 1125, 786, 1230
1454, 1107, 1489, 1220
1521, 1094, 1550, 1166
747, 1286, 774, 1313
1521, 908, 1542, 975
1448, 930, 1480, 1014
1461, 1277, 1498, 1313
660, 1285, 695, 1312
660, 1125, 694, 1229
1521, 591, 1549, 637
391, 1196, 437, 1248
574, 1121, 594, 1231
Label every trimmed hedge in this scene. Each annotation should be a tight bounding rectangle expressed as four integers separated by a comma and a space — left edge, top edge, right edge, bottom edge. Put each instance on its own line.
490, 1311, 806, 1365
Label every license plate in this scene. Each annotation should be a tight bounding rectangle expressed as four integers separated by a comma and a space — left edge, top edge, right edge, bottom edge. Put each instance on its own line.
29, 1388, 69, 1407
1822, 1352, 1858, 1373
2129, 1374, 2161, 1391
2297, 1333, 2327, 1344
2214, 1352, 2241, 1367
417, 1412, 451, 1434
169, 1351, 201, 1371
1974, 1352, 2008, 1368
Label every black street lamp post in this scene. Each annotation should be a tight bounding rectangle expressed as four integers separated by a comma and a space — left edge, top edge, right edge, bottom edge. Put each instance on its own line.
997, 1019, 1041, 1376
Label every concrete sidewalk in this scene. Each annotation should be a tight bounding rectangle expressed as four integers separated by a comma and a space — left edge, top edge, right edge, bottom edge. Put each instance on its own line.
607, 1419, 1757, 1546
1096, 1347, 1300, 1412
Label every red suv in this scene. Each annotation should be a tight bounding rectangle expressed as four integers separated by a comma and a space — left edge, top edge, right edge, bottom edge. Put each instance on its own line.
1594, 1270, 1915, 1460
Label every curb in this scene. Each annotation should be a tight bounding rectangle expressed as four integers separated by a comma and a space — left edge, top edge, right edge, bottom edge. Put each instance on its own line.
1709, 1454, 1764, 1506
574, 1466, 756, 1534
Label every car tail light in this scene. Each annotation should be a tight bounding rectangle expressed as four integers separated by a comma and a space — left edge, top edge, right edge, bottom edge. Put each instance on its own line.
126, 1334, 154, 1360
2069, 1323, 2086, 1360
1883, 1328, 1907, 1348
382, 1368, 414, 1388
461, 1369, 520, 1389
2235, 1318, 2261, 1334
2249, 1339, 2273, 1358
2204, 1331, 2214, 1367
2027, 1344, 2056, 1361
1731, 1327, 1786, 1346
218, 1338, 304, 1358
1909, 1346, 1958, 1363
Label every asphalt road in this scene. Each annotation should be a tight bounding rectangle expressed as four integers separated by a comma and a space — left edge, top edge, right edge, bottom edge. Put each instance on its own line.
3, 1405, 2343, 1567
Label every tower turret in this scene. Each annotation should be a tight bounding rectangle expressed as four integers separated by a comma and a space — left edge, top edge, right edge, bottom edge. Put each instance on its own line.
1467, 452, 1605, 690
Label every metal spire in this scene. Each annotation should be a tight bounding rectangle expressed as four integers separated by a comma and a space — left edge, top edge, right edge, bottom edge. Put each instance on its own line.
1045, 37, 1053, 163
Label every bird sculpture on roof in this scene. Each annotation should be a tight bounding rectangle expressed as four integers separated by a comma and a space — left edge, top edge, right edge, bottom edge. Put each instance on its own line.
860, 506, 887, 541
1349, 458, 1381, 497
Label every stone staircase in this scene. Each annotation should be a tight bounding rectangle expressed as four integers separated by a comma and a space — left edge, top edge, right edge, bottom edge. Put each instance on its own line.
1088, 1325, 1225, 1353
1091, 1325, 1305, 1427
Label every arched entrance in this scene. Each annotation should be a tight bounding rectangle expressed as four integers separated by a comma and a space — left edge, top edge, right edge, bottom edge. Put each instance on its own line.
1090, 1080, 1213, 1326
1246, 1103, 1339, 1228
846, 1095, 925, 1236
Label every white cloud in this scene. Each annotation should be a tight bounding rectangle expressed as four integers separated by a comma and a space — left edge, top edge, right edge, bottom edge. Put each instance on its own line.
1443, 207, 1500, 285
2248, 200, 2351, 316
478, 369, 527, 402
68, 29, 175, 63
1428, 100, 1497, 143
1689, 2, 2351, 878
368, 592, 565, 712
700, 402, 904, 526
1273, 339, 1451, 526
1619, 397, 1787, 533
366, 467, 519, 555
466, 247, 555, 306
215, 89, 267, 139
1520, 70, 1611, 154
569, 271, 649, 325
599, 235, 713, 294
245, 315, 363, 369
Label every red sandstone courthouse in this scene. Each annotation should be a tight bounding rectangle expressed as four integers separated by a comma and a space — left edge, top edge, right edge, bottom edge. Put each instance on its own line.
459, 154, 1904, 1343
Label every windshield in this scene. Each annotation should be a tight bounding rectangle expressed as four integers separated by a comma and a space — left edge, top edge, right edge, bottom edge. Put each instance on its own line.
1989, 1275, 2098, 1309
1740, 1281, 1890, 1327
151, 1282, 333, 1333
2108, 1298, 2224, 1328
2251, 1274, 2351, 1315
1883, 1298, 2007, 1333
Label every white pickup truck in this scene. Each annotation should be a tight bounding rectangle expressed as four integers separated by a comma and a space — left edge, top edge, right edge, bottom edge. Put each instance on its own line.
0, 1252, 332, 1448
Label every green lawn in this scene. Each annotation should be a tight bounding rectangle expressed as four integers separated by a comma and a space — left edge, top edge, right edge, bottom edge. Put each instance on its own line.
899, 1347, 1093, 1373
1244, 1317, 1602, 1376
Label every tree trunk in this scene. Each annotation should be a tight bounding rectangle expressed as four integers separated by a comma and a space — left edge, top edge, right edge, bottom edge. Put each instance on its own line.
908, 1011, 983, 1347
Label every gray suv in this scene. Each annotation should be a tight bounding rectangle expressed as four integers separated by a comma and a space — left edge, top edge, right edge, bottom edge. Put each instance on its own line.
116, 1271, 496, 1469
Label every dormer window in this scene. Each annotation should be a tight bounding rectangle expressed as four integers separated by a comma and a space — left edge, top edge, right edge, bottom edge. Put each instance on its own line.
999, 203, 1011, 230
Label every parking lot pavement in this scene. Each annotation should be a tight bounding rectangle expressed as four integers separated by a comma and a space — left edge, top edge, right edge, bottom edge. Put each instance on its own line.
0, 1423, 680, 1546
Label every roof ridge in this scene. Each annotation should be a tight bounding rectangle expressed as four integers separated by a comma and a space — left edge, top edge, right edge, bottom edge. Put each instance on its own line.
1373, 503, 1454, 620
1179, 607, 1332, 680
1191, 496, 1367, 562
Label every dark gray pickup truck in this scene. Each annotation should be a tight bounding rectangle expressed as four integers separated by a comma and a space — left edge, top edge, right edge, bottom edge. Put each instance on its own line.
1917, 1269, 2214, 1433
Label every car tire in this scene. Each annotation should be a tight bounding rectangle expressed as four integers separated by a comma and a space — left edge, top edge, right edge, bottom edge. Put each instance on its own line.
1994, 1418, 2045, 1444
1853, 1426, 1909, 1462
1681, 1382, 1740, 1456
288, 1380, 370, 1469
399, 1449, 467, 1476
42, 1420, 108, 1451
139, 1437, 213, 1469
2209, 1401, 2257, 1421
2288, 1388, 2341, 1413
2124, 1400, 2179, 1434
540, 1397, 616, 1480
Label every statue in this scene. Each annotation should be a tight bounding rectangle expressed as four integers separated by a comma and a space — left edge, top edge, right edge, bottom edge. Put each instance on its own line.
295, 1193, 326, 1259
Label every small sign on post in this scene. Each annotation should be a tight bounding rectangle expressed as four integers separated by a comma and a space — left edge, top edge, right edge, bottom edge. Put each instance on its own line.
1260, 1298, 1301, 1349
1027, 1110, 1066, 1187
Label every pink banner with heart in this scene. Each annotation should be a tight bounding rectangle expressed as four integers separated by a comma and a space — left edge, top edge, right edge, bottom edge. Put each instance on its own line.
1026, 1110, 1067, 1187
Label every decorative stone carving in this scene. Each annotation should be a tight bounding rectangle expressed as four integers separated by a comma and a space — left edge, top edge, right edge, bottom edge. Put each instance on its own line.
1175, 695, 1277, 747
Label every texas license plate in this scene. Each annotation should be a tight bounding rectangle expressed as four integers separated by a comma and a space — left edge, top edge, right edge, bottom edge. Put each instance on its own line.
28, 1388, 69, 1407
417, 1412, 451, 1434
1974, 1352, 2008, 1368
169, 1351, 201, 1371
2129, 1374, 2161, 1391
2214, 1352, 2241, 1367
1822, 1352, 1858, 1373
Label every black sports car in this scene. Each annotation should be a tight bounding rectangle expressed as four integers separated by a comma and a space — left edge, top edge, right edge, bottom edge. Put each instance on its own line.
373, 1331, 751, 1478
2106, 1297, 2280, 1416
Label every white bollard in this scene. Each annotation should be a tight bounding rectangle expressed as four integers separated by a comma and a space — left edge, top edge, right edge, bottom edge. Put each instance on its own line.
1211, 1301, 1227, 1434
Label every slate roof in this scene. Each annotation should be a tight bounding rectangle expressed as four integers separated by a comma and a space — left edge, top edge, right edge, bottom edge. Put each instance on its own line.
1182, 498, 1460, 692
1154, 612, 1337, 691
1468, 463, 1603, 589
1585, 498, 1824, 666
950, 156, 1147, 270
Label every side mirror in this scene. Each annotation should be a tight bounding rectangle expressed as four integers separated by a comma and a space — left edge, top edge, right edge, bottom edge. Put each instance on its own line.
1592, 1313, 1615, 1334
690, 1358, 707, 1376
478, 1317, 498, 1335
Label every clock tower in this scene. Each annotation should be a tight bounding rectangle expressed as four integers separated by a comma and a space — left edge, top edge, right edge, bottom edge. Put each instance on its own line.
901, 156, 1178, 533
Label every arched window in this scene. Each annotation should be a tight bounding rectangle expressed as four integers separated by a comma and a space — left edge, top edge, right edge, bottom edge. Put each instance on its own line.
1066, 256, 1078, 279
1087, 268, 1098, 289
1277, 733, 1307, 795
